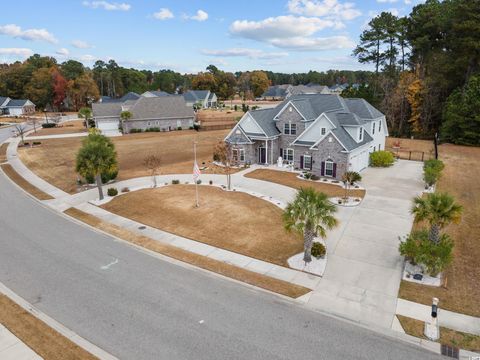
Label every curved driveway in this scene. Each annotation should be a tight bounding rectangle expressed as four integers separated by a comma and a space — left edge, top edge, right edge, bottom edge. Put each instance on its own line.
0, 168, 442, 359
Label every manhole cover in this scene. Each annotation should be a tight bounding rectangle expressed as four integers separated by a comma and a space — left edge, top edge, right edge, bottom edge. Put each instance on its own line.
441, 344, 459, 359
138, 226, 146, 230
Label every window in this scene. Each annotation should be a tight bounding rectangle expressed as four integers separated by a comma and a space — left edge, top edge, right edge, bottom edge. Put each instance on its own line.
283, 148, 294, 162
284, 123, 290, 135
290, 123, 297, 135
325, 160, 334, 177
378, 120, 382, 132
372, 122, 376, 135
378, 144, 381, 151
358, 127, 363, 141
321, 127, 326, 136
232, 149, 239, 162
303, 155, 312, 170
239, 149, 245, 162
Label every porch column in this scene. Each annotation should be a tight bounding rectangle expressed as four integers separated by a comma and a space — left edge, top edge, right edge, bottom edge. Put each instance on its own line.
265, 139, 268, 164
270, 139, 273, 165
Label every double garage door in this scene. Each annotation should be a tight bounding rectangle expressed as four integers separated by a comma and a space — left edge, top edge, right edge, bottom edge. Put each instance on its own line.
349, 150, 369, 173
97, 119, 120, 135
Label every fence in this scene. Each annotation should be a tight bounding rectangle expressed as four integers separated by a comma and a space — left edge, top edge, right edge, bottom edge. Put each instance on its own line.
387, 148, 434, 161
199, 123, 235, 131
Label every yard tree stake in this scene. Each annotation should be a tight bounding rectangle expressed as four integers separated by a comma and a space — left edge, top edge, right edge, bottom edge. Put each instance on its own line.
193, 141, 201, 207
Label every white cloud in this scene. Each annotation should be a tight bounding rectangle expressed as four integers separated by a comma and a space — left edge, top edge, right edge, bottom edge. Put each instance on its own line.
377, 0, 398, 2
201, 48, 289, 59
0, 24, 57, 43
82, 1, 131, 11
186, 9, 209, 22
71, 40, 93, 49
287, 0, 362, 20
0, 47, 34, 58
153, 8, 174, 20
56, 48, 70, 56
79, 54, 96, 62
270, 36, 355, 51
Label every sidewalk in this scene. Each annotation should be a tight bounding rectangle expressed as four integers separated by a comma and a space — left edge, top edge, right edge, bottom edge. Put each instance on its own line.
396, 298, 480, 335
0, 324, 42, 360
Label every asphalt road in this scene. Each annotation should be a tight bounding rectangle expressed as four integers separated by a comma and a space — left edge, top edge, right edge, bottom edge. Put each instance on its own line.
0, 172, 443, 359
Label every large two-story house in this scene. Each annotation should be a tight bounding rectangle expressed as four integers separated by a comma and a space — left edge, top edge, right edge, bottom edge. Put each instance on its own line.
225, 94, 388, 180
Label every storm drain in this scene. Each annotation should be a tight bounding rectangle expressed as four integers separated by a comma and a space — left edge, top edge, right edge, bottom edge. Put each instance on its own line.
441, 344, 459, 359
138, 226, 146, 230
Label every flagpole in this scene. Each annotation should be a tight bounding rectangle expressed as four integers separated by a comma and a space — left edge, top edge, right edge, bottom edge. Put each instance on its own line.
194, 141, 199, 207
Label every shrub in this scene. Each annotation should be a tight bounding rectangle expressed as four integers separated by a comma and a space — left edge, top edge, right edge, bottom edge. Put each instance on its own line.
33, 141, 41, 145
41, 123, 56, 128
172, 179, 180, 184
399, 229, 454, 276
145, 127, 160, 132
130, 128, 143, 133
423, 159, 444, 186
311, 242, 326, 258
189, 126, 194, 130
370, 150, 395, 167
209, 180, 213, 185
424, 159, 444, 173
23, 142, 29, 146
193, 124, 200, 131
196, 179, 202, 185
311, 174, 320, 181
303, 172, 313, 180
234, 104, 238, 111
177, 126, 182, 131
107, 188, 118, 196
121, 187, 130, 193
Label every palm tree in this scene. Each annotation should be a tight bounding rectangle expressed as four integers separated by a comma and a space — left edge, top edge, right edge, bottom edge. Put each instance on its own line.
78, 107, 92, 129
411, 192, 463, 244
120, 111, 132, 133
76, 133, 118, 200
283, 188, 338, 263
341, 171, 362, 200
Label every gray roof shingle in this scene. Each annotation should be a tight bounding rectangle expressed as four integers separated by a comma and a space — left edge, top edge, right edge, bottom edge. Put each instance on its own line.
248, 108, 280, 137
129, 96, 194, 120
344, 98, 383, 119
183, 90, 210, 103
6, 99, 30, 107
92, 102, 122, 117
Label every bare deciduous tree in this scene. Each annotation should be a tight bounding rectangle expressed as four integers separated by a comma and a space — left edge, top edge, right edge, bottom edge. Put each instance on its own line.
14, 124, 28, 146
27, 117, 41, 134
143, 154, 161, 187
213, 141, 234, 190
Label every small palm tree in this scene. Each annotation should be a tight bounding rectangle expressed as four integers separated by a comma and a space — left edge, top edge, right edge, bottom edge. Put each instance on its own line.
120, 111, 132, 133
283, 188, 338, 263
78, 107, 93, 129
341, 171, 362, 200
411, 192, 463, 244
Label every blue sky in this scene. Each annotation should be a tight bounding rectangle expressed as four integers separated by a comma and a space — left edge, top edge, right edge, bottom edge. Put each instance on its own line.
0, 0, 422, 73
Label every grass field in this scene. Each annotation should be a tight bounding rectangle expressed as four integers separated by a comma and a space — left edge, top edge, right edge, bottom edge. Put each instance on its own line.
65, 207, 310, 298
397, 315, 480, 351
101, 185, 303, 267
0, 294, 97, 359
0, 143, 7, 163
28, 120, 87, 136
245, 169, 366, 198
396, 140, 480, 317
18, 129, 230, 193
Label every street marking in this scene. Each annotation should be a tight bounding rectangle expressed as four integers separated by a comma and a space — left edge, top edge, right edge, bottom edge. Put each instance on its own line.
199, 320, 204, 324
101, 258, 119, 270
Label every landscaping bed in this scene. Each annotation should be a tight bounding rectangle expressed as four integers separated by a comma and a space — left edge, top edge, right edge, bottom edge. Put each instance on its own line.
245, 169, 366, 198
17, 129, 231, 194
28, 120, 87, 136
100, 185, 303, 266
398, 143, 480, 317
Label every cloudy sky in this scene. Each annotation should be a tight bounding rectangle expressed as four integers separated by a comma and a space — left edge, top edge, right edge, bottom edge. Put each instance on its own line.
0, 0, 422, 73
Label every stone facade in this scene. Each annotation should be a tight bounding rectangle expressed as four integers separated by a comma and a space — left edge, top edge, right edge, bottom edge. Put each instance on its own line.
123, 117, 194, 133
231, 138, 279, 165
304, 135, 348, 179
275, 105, 309, 156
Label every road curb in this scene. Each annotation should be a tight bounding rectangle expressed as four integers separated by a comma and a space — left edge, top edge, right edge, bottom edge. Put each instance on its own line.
0, 282, 118, 360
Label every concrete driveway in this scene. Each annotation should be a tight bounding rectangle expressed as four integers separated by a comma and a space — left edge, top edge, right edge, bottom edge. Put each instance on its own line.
305, 160, 424, 328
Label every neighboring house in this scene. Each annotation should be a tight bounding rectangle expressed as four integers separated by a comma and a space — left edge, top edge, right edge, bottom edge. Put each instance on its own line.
329, 84, 349, 95
183, 90, 217, 108
93, 96, 195, 136
100, 92, 141, 103
0, 97, 36, 116
225, 94, 388, 179
261, 84, 330, 100
141, 90, 171, 97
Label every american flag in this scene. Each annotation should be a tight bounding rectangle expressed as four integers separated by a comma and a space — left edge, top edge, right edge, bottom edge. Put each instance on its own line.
193, 160, 201, 181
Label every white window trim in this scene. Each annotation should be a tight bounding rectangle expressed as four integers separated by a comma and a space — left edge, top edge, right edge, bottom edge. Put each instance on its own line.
239, 149, 245, 162
283, 148, 294, 162
372, 122, 376, 135
325, 160, 334, 177
284, 123, 290, 135
321, 127, 326, 136
303, 155, 312, 170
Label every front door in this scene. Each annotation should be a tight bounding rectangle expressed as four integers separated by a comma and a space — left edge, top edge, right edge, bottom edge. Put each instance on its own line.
258, 147, 266, 164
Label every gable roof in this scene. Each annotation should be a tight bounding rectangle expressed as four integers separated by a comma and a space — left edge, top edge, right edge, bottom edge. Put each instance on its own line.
0, 96, 10, 107
343, 98, 384, 119
262, 85, 290, 98
120, 92, 141, 101
248, 108, 280, 137
92, 102, 123, 117
183, 90, 210, 103
6, 99, 31, 107
323, 113, 373, 151
129, 96, 194, 120
148, 90, 171, 97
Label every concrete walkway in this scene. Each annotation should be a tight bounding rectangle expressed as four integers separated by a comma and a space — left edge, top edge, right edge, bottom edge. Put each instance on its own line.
4, 138, 480, 336
0, 324, 42, 360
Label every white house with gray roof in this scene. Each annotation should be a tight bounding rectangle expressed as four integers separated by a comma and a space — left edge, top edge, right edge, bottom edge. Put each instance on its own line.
93, 96, 195, 136
183, 90, 217, 108
0, 96, 36, 116
225, 94, 388, 179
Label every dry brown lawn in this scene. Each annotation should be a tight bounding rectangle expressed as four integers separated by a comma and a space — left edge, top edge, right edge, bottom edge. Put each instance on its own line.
65, 207, 310, 298
29, 120, 87, 136
399, 144, 480, 317
0, 294, 97, 359
18, 129, 231, 193
101, 185, 303, 267
386, 137, 436, 161
397, 315, 480, 351
245, 169, 366, 198
1, 164, 53, 200
0, 143, 7, 163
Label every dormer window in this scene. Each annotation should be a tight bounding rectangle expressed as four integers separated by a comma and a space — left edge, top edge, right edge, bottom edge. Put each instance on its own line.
359, 127, 363, 141
321, 127, 326, 136
372, 122, 376, 135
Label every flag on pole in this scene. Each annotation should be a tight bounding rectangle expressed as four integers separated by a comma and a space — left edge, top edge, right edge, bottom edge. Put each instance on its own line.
193, 160, 201, 182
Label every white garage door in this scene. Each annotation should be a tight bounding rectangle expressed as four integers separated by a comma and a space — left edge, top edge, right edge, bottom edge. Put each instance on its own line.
349, 150, 369, 172
97, 119, 121, 136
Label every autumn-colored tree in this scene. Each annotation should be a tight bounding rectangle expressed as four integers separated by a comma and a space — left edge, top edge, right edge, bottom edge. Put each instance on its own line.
249, 71, 270, 98
67, 73, 100, 111
406, 72, 424, 136
191, 72, 217, 92
143, 154, 161, 187
24, 67, 54, 109
213, 141, 234, 190
52, 68, 67, 111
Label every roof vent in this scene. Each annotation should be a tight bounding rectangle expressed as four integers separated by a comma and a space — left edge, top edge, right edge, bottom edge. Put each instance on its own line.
289, 106, 292, 112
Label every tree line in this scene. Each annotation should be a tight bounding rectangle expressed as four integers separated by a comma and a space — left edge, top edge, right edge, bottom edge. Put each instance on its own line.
349, 0, 480, 145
